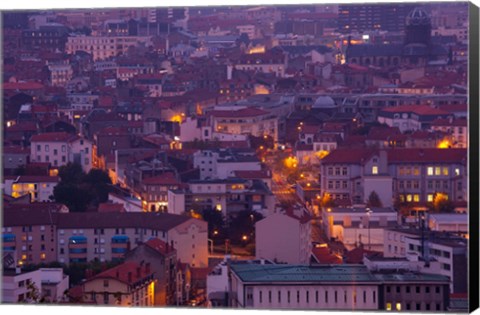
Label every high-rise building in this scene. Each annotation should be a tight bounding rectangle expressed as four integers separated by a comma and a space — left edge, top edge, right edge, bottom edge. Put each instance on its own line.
338, 3, 418, 34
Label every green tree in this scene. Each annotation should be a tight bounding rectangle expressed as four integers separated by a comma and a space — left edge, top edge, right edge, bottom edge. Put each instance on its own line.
367, 191, 383, 208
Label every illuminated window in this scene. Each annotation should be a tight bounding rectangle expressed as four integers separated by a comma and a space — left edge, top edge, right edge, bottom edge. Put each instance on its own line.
406, 195, 412, 202
442, 167, 449, 176
386, 303, 392, 311
435, 167, 441, 176
413, 167, 420, 176
455, 168, 460, 176
40, 253, 46, 260
21, 255, 27, 260
427, 194, 434, 202
413, 195, 420, 202
427, 167, 434, 176
372, 166, 378, 175
396, 303, 402, 311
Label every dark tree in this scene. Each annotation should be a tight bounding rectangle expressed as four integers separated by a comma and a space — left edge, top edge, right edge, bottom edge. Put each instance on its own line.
367, 191, 383, 208
201, 208, 225, 238
228, 210, 264, 245
58, 163, 85, 184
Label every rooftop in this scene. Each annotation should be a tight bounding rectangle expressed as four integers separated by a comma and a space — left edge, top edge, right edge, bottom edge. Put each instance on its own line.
230, 264, 378, 283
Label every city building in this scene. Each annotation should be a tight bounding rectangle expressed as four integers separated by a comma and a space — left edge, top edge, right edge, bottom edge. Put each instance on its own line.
3, 175, 60, 202
2, 268, 69, 303
78, 262, 155, 306
255, 208, 312, 264
124, 239, 177, 305
322, 206, 398, 251
229, 263, 379, 310
30, 132, 93, 172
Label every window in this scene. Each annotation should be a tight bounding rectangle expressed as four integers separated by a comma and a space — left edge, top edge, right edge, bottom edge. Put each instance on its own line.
334, 291, 337, 303
413, 167, 420, 176
416, 286, 420, 293
104, 280, 109, 287
435, 167, 441, 175
427, 194, 434, 202
387, 286, 391, 293
455, 168, 460, 176
287, 291, 290, 303
425, 287, 430, 294
416, 303, 421, 310
62, 145, 66, 152
396, 286, 400, 293
342, 167, 348, 175
406, 286, 410, 293
259, 291, 262, 303
427, 167, 434, 176
386, 303, 392, 311
297, 291, 300, 303
45, 145, 49, 152
278, 291, 281, 303
268, 291, 272, 303
396, 303, 402, 311
316, 291, 319, 303
328, 167, 333, 176
325, 291, 328, 303
54, 149, 58, 156
306, 291, 309, 303
435, 286, 440, 294
442, 167, 449, 176
372, 166, 378, 174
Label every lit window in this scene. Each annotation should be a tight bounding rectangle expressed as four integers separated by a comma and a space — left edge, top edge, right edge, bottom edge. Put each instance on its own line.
372, 166, 378, 175
455, 168, 460, 176
435, 167, 441, 176
442, 167, 449, 176
396, 303, 402, 311
427, 167, 434, 176
427, 194, 434, 202
386, 303, 392, 311
413, 195, 420, 202
40, 253, 46, 260
406, 195, 412, 202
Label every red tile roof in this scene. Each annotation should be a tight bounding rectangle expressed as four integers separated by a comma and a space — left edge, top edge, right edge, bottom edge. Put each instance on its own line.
98, 203, 125, 213
142, 173, 179, 185
234, 170, 272, 179
210, 107, 269, 118
3, 146, 30, 154
190, 267, 212, 281
6, 122, 37, 132
344, 246, 380, 264
145, 238, 175, 255
380, 105, 450, 116
30, 132, 79, 143
387, 148, 467, 163
89, 261, 153, 285
321, 148, 377, 164
431, 118, 467, 127
3, 81, 44, 90
311, 247, 342, 264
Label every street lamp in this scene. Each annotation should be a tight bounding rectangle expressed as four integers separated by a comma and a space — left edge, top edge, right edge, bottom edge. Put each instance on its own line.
366, 208, 372, 250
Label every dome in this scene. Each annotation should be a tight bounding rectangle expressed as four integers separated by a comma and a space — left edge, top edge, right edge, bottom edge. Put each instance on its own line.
312, 96, 336, 109
406, 8, 431, 26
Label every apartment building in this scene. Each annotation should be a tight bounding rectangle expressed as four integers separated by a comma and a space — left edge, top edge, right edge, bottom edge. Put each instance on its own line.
234, 50, 287, 78
377, 105, 452, 133
65, 34, 153, 61
140, 172, 182, 212
30, 132, 93, 172
255, 209, 312, 264
431, 117, 468, 148
209, 106, 279, 142
319, 148, 467, 206
193, 148, 262, 180
124, 239, 177, 305
3, 207, 208, 268
168, 178, 275, 218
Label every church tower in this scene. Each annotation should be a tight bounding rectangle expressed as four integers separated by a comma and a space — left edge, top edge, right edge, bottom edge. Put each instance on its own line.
404, 8, 432, 46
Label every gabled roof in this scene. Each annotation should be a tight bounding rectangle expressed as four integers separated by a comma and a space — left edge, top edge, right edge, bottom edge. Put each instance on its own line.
321, 148, 377, 165
142, 173, 180, 186
89, 261, 153, 285
30, 132, 80, 143
209, 107, 269, 118
145, 238, 176, 256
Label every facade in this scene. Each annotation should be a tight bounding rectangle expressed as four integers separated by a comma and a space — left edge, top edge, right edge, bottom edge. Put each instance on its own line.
431, 118, 468, 148
320, 148, 467, 206
66, 35, 153, 61
229, 263, 379, 310
255, 209, 312, 264
2, 268, 69, 303
209, 107, 279, 142
168, 178, 275, 218
140, 173, 182, 212
4, 175, 59, 202
234, 50, 287, 78
322, 206, 398, 251
80, 262, 155, 306
193, 148, 262, 180
377, 105, 452, 133
30, 132, 93, 172
3, 208, 208, 268
124, 239, 177, 305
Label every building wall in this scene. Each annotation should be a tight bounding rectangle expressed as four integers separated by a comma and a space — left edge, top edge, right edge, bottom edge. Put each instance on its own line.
230, 276, 379, 310
380, 283, 449, 311
168, 220, 208, 268
256, 213, 308, 264
2, 269, 42, 303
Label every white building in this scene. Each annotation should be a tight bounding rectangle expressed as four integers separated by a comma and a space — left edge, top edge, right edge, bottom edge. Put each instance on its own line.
322, 207, 398, 251
4, 175, 60, 202
193, 149, 261, 180
229, 263, 379, 310
30, 132, 93, 172
255, 209, 312, 264
48, 64, 73, 87
2, 268, 69, 303
428, 213, 468, 236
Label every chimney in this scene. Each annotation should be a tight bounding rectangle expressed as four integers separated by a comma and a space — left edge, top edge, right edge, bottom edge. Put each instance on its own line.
145, 262, 151, 274
136, 266, 141, 278
128, 272, 132, 283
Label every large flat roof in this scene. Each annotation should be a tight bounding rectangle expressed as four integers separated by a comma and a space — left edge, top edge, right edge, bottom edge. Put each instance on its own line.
230, 264, 378, 284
